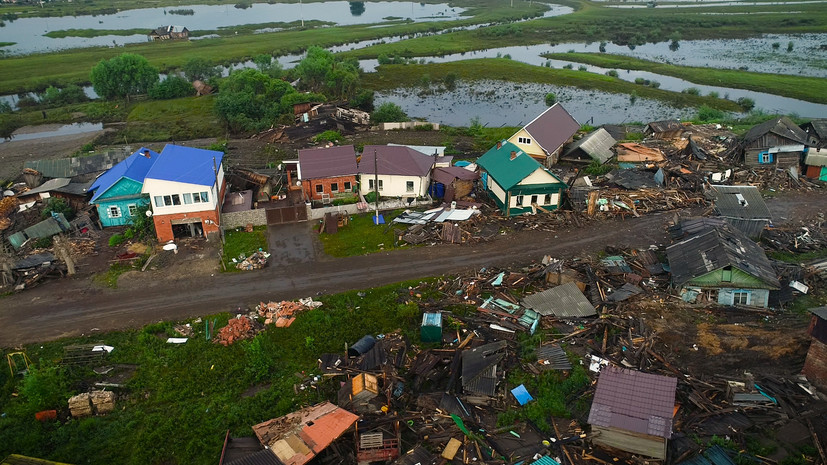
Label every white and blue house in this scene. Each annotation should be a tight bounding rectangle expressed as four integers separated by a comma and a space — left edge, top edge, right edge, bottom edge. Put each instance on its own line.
89, 147, 160, 227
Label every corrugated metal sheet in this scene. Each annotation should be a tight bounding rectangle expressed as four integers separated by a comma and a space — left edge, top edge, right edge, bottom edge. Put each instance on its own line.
522, 282, 596, 318
462, 341, 506, 396
24, 151, 130, 178
8, 213, 71, 250
710, 185, 771, 220
21, 178, 70, 197
225, 449, 285, 465
810, 306, 827, 320
146, 144, 224, 186
563, 128, 616, 163
535, 345, 572, 370
744, 116, 809, 145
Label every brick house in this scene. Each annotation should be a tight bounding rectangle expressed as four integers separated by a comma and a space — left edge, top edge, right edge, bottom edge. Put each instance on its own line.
803, 307, 827, 391
141, 144, 226, 243
298, 145, 358, 202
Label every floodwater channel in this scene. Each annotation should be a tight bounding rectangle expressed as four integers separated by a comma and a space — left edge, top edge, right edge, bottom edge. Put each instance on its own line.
0, 122, 103, 144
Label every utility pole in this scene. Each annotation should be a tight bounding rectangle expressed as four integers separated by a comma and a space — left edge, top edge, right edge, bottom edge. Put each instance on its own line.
374, 149, 379, 224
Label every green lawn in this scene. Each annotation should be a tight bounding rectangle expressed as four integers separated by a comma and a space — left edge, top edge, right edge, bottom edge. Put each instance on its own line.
221, 225, 268, 272
319, 209, 406, 257
0, 281, 427, 465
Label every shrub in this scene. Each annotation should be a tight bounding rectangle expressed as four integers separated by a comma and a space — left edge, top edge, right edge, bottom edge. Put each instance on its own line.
41, 197, 74, 221
413, 123, 434, 131
545, 93, 557, 106
109, 233, 125, 247
736, 97, 755, 111
606, 70, 619, 78
707, 91, 719, 99
787, 41, 794, 52
33, 236, 53, 249
0, 100, 11, 114
149, 76, 195, 99
444, 72, 458, 91
578, 65, 587, 71
371, 102, 408, 123
313, 130, 341, 143
772, 42, 780, 49
649, 80, 661, 88
682, 87, 701, 95
350, 89, 375, 112
697, 105, 725, 122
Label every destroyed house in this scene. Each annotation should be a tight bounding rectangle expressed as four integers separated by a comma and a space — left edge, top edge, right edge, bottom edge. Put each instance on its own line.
800, 118, 827, 149
743, 116, 809, 168
477, 141, 567, 216
708, 184, 771, 238
645, 119, 684, 139
522, 282, 597, 318
587, 366, 677, 459
297, 145, 358, 202
803, 307, 827, 391
24, 150, 130, 182
560, 128, 616, 165
89, 147, 160, 227
666, 226, 780, 308
17, 177, 91, 213
507, 103, 580, 166
429, 166, 478, 202
148, 25, 189, 40
7, 213, 70, 250
251, 401, 358, 465
461, 341, 506, 396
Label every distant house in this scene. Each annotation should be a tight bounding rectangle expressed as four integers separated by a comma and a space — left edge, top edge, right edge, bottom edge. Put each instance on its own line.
560, 128, 616, 165
148, 25, 189, 41
461, 341, 507, 397
89, 148, 160, 227
588, 366, 677, 459
507, 103, 580, 166
142, 144, 226, 242
743, 116, 809, 169
803, 306, 827, 391
17, 178, 91, 213
358, 145, 434, 198
477, 141, 567, 216
800, 118, 827, 149
645, 119, 684, 139
800, 119, 827, 181
24, 150, 130, 183
708, 184, 771, 238
666, 226, 780, 307
298, 145, 358, 202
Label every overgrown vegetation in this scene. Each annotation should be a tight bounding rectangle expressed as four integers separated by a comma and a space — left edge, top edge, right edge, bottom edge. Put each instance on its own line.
221, 225, 268, 272
319, 210, 404, 257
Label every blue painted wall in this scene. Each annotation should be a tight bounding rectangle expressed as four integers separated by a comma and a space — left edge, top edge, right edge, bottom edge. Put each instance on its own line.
93, 178, 147, 227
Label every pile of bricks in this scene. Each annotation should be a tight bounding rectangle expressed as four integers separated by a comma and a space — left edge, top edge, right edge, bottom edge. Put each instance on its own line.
257, 301, 308, 327
215, 316, 255, 346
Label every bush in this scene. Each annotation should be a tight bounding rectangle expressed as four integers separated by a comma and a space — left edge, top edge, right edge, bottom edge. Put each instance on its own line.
149, 76, 195, 100
371, 102, 408, 123
578, 65, 587, 71
606, 70, 619, 78
33, 236, 53, 249
697, 105, 725, 122
41, 84, 88, 106
682, 87, 701, 95
444, 73, 458, 91
545, 93, 557, 106
41, 197, 74, 221
109, 233, 125, 247
17, 366, 71, 415
350, 89, 374, 112
736, 97, 755, 111
313, 130, 341, 143
413, 123, 434, 131
649, 80, 661, 88
0, 100, 12, 114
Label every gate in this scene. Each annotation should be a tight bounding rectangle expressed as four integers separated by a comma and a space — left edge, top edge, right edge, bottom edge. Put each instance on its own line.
266, 205, 308, 225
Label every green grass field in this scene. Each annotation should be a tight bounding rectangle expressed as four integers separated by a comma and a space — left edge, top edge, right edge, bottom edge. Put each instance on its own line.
319, 209, 406, 257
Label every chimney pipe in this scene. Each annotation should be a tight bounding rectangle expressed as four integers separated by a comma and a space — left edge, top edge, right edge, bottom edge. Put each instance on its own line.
143, 150, 151, 158
497, 141, 502, 149
510, 151, 517, 160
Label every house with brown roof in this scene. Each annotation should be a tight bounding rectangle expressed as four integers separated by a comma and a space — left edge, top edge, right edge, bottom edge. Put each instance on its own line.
507, 103, 580, 167
358, 145, 434, 198
298, 145, 358, 202
743, 116, 809, 169
588, 366, 677, 459
148, 25, 189, 41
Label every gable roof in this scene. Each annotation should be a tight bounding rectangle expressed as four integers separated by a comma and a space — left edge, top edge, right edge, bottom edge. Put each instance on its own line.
522, 282, 597, 318
298, 145, 357, 179
359, 145, 433, 177
477, 141, 562, 190
744, 116, 809, 145
801, 119, 827, 141
588, 366, 677, 439
24, 151, 130, 178
563, 128, 616, 163
144, 144, 224, 187
90, 147, 160, 202
709, 185, 771, 220
251, 402, 358, 465
521, 103, 580, 155
431, 166, 479, 185
666, 226, 779, 288
20, 178, 70, 197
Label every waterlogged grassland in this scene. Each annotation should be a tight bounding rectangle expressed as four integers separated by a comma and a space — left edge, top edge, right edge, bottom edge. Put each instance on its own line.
43, 20, 332, 39
43, 28, 149, 39
544, 52, 827, 104
364, 59, 743, 111
119, 95, 220, 142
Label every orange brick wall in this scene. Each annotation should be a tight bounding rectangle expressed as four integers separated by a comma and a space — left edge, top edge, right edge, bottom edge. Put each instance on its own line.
153, 207, 220, 243
803, 338, 827, 391
303, 175, 357, 201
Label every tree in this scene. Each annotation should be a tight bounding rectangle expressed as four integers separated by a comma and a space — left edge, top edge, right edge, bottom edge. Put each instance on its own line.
349, 1, 365, 16
215, 68, 297, 132
41, 85, 88, 106
90, 53, 159, 100
149, 76, 195, 99
371, 102, 408, 123
41, 197, 74, 221
292, 46, 361, 98
545, 92, 557, 106
182, 57, 221, 82
350, 89, 374, 112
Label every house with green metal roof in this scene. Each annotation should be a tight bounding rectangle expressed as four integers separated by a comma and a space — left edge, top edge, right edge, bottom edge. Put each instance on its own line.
476, 141, 567, 216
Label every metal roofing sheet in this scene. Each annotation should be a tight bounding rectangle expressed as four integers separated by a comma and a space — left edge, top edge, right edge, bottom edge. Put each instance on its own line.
225, 449, 285, 465
22, 178, 70, 197
810, 306, 827, 320
588, 366, 677, 439
510, 384, 534, 405
431, 166, 479, 185
90, 147, 160, 202
477, 141, 563, 191
745, 116, 809, 145
522, 103, 580, 155
522, 282, 596, 318
535, 345, 572, 370
24, 151, 130, 178
462, 341, 506, 396
12, 253, 55, 270
563, 128, 616, 163
298, 145, 358, 179
145, 144, 224, 186
805, 152, 827, 167
360, 145, 433, 177
710, 185, 771, 220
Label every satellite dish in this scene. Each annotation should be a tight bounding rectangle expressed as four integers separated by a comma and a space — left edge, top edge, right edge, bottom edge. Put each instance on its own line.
145, 210, 153, 217
277, 164, 282, 171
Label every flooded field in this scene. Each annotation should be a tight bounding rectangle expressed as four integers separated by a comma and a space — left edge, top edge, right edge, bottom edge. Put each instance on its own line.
375, 80, 695, 127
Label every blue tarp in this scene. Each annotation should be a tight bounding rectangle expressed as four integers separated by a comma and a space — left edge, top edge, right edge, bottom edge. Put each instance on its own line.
511, 384, 534, 405
373, 214, 385, 225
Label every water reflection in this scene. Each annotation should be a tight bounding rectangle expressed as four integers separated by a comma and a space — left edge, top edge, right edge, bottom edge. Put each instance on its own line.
350, 2, 366, 16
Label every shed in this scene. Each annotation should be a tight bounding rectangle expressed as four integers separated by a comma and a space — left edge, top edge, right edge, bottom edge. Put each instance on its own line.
522, 282, 597, 318
645, 120, 684, 139
803, 151, 827, 181
561, 128, 617, 165
420, 312, 443, 343
7, 213, 71, 250
708, 185, 771, 238
461, 341, 506, 396
587, 366, 677, 459
803, 306, 827, 391
800, 118, 827, 148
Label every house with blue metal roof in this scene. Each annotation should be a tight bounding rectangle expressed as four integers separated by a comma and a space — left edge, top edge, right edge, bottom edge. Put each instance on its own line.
141, 144, 226, 242
477, 141, 567, 216
89, 147, 160, 227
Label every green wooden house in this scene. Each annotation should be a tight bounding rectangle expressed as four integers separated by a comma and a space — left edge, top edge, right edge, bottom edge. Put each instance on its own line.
476, 141, 567, 216
89, 148, 160, 227
666, 226, 780, 308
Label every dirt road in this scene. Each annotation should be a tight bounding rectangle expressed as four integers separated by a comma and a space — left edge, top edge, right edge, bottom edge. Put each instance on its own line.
0, 212, 672, 346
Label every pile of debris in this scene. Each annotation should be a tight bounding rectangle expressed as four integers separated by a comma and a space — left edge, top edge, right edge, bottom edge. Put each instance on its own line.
257, 298, 322, 327
214, 316, 260, 346
68, 391, 117, 418
235, 250, 271, 271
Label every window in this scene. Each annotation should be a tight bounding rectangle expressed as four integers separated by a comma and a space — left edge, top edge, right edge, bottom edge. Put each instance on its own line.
722, 266, 732, 282
128, 204, 137, 216
733, 291, 749, 305
516, 195, 524, 206
531, 195, 538, 205
369, 179, 383, 190
544, 194, 552, 204
406, 181, 414, 192
108, 206, 121, 218
316, 184, 324, 194
171, 194, 181, 205
200, 191, 209, 203
163, 195, 172, 206
344, 181, 352, 191
331, 183, 339, 192
154, 196, 163, 207
518, 136, 531, 145
183, 193, 193, 204
759, 151, 773, 164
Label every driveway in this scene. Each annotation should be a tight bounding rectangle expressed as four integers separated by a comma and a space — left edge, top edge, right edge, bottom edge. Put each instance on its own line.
267, 221, 320, 267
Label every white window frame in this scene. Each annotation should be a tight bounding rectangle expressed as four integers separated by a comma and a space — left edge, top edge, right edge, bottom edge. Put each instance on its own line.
516, 195, 524, 206
183, 193, 193, 204
369, 179, 383, 191
108, 205, 121, 218
315, 184, 324, 194
344, 181, 352, 191
154, 196, 164, 207
733, 291, 749, 305
331, 182, 339, 192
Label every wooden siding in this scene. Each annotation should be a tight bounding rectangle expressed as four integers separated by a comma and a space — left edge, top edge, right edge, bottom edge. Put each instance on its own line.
803, 338, 827, 391
591, 425, 666, 459
96, 197, 148, 227
721, 218, 769, 238
717, 288, 770, 307
685, 266, 771, 289
97, 177, 143, 201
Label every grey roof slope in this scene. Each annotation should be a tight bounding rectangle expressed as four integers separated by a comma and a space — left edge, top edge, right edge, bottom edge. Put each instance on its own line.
298, 145, 358, 179
461, 341, 506, 396
802, 119, 827, 140
431, 166, 478, 185
24, 151, 130, 178
588, 366, 677, 439
522, 281, 597, 318
360, 145, 434, 177
666, 226, 780, 288
563, 128, 616, 163
647, 120, 683, 133
809, 306, 827, 320
709, 185, 771, 220
744, 116, 809, 145
522, 103, 580, 155
20, 178, 70, 197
